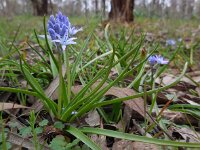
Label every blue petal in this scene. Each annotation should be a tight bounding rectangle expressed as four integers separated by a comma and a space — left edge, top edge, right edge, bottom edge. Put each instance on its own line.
60, 25, 67, 37
148, 55, 157, 65
48, 28, 56, 40
54, 23, 60, 34
47, 21, 54, 30
63, 16, 69, 26
49, 15, 55, 24
69, 26, 82, 35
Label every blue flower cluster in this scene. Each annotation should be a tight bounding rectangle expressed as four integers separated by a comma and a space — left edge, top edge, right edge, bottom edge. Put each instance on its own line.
166, 39, 176, 46
47, 11, 82, 51
148, 55, 169, 65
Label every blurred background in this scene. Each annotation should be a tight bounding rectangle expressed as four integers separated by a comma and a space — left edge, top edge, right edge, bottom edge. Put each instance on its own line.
0, 0, 199, 20
1, 0, 200, 51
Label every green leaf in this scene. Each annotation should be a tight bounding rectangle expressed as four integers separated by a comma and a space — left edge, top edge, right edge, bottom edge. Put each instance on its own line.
39, 119, 49, 127
65, 139, 80, 149
20, 64, 57, 115
0, 142, 11, 150
93, 62, 188, 108
49, 135, 67, 150
19, 127, 32, 137
54, 121, 64, 130
66, 126, 101, 150
81, 127, 200, 148
35, 127, 43, 135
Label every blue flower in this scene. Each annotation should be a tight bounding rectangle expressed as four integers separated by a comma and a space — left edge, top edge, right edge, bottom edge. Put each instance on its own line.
148, 55, 169, 65
155, 55, 169, 64
47, 11, 82, 51
148, 55, 157, 65
166, 39, 176, 46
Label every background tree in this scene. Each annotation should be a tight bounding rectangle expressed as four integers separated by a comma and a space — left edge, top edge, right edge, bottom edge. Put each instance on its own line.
31, 0, 48, 16
185, 0, 194, 19
94, 0, 99, 15
180, 0, 187, 18
196, 0, 200, 19
109, 0, 135, 22
170, 0, 177, 18
84, 0, 89, 17
102, 0, 106, 17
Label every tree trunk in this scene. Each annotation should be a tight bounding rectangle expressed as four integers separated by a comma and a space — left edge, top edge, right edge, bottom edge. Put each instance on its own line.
95, 0, 98, 15
181, 0, 187, 18
102, 0, 106, 17
185, 0, 194, 19
109, 0, 134, 22
84, 0, 88, 17
31, 0, 48, 16
196, 0, 200, 19
170, 0, 177, 18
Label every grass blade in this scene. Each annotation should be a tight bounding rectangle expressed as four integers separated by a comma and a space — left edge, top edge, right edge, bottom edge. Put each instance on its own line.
67, 126, 101, 150
80, 127, 200, 148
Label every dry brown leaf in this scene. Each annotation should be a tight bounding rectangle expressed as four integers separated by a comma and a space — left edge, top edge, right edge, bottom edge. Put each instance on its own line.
159, 110, 197, 125
112, 140, 134, 150
0, 103, 27, 111
187, 71, 200, 77
85, 110, 100, 126
112, 140, 159, 150
172, 127, 200, 143
159, 74, 196, 89
196, 87, 200, 97
132, 141, 159, 150
90, 134, 108, 150
162, 74, 176, 85
102, 86, 146, 119
181, 94, 200, 105
8, 132, 50, 150
192, 76, 200, 83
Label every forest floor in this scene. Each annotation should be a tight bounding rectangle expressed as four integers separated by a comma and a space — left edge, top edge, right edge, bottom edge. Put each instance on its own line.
0, 15, 200, 150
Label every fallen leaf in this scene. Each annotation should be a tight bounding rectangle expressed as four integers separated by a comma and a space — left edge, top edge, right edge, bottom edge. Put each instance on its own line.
0, 103, 27, 111
196, 87, 200, 97
7, 132, 49, 150
85, 110, 100, 126
112, 140, 159, 150
157, 110, 198, 125
172, 127, 200, 143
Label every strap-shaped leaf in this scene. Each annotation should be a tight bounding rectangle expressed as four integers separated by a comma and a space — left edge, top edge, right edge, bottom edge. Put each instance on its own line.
67, 126, 101, 150
81, 127, 200, 148
21, 65, 57, 115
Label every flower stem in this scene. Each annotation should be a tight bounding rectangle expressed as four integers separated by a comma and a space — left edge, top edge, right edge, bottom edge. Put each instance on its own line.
66, 50, 71, 102
58, 52, 63, 117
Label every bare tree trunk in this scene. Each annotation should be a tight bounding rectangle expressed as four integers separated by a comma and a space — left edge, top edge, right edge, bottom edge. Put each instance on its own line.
185, 0, 194, 19
49, 0, 53, 14
31, 0, 48, 16
150, 0, 159, 17
109, 0, 134, 22
102, 0, 106, 17
94, 0, 98, 15
0, 0, 6, 16
196, 0, 200, 18
84, 0, 89, 19
84, 0, 88, 15
170, 0, 177, 18
160, 0, 165, 17
180, 0, 187, 18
